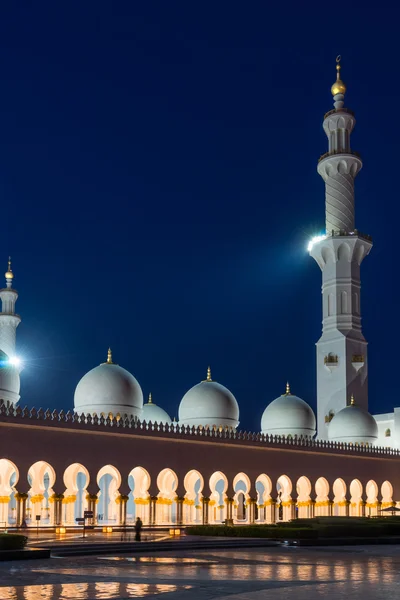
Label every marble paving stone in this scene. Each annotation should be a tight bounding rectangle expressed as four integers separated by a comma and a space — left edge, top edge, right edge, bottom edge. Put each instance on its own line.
0, 545, 400, 599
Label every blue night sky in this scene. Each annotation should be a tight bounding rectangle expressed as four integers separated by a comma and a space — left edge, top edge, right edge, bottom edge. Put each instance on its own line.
0, 3, 398, 429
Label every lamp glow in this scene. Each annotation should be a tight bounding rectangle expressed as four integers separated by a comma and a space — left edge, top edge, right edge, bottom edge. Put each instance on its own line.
8, 356, 21, 367
307, 234, 327, 252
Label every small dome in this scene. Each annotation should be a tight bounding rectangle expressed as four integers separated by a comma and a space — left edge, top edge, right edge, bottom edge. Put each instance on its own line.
142, 393, 172, 425
0, 350, 20, 405
328, 398, 378, 445
261, 383, 316, 438
74, 350, 143, 419
179, 368, 239, 429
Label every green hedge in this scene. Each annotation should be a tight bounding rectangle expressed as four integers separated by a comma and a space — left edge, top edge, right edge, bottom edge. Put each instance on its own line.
186, 525, 318, 539
186, 519, 400, 539
0, 534, 28, 551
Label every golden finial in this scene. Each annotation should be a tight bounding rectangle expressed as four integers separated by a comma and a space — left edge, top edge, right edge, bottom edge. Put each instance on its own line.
331, 55, 346, 96
107, 347, 113, 364
148, 392, 153, 404
285, 381, 291, 395
206, 366, 212, 382
5, 256, 13, 280
350, 394, 355, 406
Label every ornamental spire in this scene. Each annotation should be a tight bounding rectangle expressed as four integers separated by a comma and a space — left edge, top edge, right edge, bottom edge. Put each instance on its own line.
148, 392, 153, 404
107, 347, 113, 364
331, 55, 346, 109
285, 381, 291, 395
206, 366, 212, 382
5, 256, 14, 288
350, 394, 355, 406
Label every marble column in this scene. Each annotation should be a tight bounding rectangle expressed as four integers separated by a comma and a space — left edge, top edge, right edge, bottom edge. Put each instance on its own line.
202, 497, 210, 525
176, 497, 184, 525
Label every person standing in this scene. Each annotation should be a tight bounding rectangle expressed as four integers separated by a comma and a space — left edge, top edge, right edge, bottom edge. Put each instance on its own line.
135, 517, 143, 541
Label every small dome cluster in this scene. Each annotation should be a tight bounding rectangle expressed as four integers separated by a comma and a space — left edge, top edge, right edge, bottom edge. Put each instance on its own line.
73, 352, 378, 444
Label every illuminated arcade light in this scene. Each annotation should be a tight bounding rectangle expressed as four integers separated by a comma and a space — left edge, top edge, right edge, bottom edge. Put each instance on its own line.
8, 356, 21, 367
307, 234, 327, 252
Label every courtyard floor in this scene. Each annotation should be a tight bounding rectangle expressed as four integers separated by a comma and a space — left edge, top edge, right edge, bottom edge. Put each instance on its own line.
1, 544, 400, 599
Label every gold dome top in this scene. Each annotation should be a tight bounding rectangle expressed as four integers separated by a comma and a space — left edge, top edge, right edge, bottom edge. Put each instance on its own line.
5, 257, 13, 280
331, 55, 346, 96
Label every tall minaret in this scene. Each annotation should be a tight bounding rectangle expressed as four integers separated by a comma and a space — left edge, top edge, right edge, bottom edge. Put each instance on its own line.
0, 258, 21, 404
309, 58, 372, 439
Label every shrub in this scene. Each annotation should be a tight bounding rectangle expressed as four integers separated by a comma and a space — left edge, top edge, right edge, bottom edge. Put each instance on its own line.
0, 534, 28, 551
185, 525, 318, 539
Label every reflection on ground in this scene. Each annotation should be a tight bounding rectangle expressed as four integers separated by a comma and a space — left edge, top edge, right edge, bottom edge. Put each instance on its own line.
0, 582, 190, 599
1, 546, 400, 599
98, 556, 218, 564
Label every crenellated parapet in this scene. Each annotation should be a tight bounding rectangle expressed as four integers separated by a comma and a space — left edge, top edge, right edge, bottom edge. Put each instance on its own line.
0, 399, 399, 458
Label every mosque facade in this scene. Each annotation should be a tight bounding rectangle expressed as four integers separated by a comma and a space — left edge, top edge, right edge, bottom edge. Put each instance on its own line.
0, 60, 399, 529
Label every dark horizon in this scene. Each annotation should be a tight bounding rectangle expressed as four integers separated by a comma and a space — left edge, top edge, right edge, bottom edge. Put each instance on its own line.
1, 3, 398, 430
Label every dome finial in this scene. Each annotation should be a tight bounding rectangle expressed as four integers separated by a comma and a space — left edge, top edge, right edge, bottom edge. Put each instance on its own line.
350, 394, 355, 406
5, 256, 14, 285
107, 347, 113, 364
285, 381, 291, 395
206, 366, 212, 382
331, 55, 346, 97
148, 392, 153, 404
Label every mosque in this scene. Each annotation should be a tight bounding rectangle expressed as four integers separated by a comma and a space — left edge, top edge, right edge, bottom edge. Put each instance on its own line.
0, 59, 399, 529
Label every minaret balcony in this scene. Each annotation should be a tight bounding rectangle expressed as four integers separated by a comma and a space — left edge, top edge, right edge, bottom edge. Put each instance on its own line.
323, 107, 355, 120
318, 149, 361, 164
352, 355, 364, 372
324, 354, 338, 372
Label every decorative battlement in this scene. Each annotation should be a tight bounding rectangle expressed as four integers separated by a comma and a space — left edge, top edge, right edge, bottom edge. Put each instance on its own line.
0, 400, 398, 458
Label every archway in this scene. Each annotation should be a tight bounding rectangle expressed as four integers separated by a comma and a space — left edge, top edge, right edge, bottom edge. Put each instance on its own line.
381, 480, 394, 509
256, 474, 273, 523
183, 470, 204, 524
27, 461, 56, 525
0, 459, 19, 527
233, 472, 251, 523
63, 463, 90, 525
209, 471, 228, 523
97, 465, 122, 525
332, 478, 347, 516
296, 476, 312, 518
349, 479, 363, 516
276, 475, 293, 521
315, 477, 330, 517
157, 468, 178, 524
365, 480, 378, 516
128, 467, 151, 524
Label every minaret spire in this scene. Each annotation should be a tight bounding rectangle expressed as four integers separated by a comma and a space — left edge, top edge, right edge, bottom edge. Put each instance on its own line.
0, 256, 22, 405
309, 58, 372, 439
206, 366, 212, 382
107, 348, 113, 364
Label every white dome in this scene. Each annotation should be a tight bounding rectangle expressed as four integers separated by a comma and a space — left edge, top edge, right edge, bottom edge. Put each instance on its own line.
0, 350, 20, 405
74, 353, 143, 419
179, 370, 239, 429
142, 395, 172, 425
261, 386, 316, 438
328, 401, 378, 445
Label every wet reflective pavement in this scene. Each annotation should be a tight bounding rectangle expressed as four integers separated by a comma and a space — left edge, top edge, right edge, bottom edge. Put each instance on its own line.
1, 545, 400, 598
